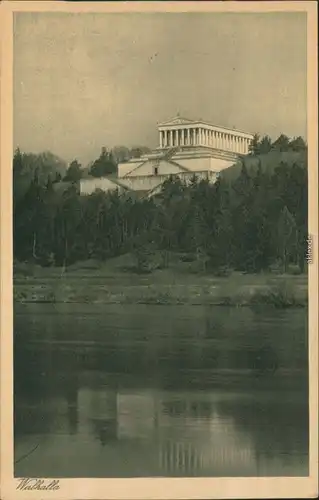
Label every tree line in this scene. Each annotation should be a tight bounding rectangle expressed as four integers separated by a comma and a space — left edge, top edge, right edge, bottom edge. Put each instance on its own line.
13, 133, 307, 275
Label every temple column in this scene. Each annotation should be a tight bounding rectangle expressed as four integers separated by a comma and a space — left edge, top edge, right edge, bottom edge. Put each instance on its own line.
187, 128, 190, 146
169, 130, 173, 147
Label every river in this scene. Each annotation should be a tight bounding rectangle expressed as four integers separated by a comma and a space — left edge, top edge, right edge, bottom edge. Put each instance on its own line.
14, 303, 309, 478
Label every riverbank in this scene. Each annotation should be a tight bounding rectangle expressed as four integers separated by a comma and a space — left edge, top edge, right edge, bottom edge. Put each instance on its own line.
14, 257, 308, 307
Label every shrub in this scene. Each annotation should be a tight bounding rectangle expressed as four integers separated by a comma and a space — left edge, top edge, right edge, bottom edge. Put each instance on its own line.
250, 280, 305, 308
287, 264, 302, 275
179, 253, 197, 263
212, 265, 232, 277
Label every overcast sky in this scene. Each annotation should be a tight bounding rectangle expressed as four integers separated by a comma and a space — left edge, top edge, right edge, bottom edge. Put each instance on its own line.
14, 11, 307, 166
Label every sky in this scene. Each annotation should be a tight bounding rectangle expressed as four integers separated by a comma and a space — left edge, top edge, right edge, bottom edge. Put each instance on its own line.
14, 11, 307, 166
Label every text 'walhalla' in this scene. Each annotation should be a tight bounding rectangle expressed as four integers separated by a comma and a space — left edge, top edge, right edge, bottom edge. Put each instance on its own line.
16, 478, 60, 491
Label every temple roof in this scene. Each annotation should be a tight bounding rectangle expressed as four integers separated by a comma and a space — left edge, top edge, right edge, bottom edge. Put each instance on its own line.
158, 115, 254, 137
158, 116, 196, 127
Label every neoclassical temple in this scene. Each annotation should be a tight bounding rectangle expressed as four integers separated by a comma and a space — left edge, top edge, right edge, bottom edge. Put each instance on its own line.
158, 116, 252, 153
80, 116, 254, 197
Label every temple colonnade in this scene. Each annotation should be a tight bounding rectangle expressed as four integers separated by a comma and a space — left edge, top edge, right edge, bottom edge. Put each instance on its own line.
159, 127, 252, 154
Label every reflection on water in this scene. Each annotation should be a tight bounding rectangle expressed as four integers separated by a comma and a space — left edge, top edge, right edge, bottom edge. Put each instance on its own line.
14, 304, 308, 477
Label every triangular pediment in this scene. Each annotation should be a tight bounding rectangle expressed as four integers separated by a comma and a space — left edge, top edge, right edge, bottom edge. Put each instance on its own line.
158, 116, 196, 127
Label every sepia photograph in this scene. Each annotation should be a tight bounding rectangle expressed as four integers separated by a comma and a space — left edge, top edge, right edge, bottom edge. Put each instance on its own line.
0, 1, 318, 499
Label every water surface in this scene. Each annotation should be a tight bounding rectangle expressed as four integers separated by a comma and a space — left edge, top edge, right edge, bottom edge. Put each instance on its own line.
14, 304, 308, 477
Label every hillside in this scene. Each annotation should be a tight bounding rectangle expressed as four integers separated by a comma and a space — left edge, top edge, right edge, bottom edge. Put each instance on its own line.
13, 150, 68, 204
221, 150, 307, 184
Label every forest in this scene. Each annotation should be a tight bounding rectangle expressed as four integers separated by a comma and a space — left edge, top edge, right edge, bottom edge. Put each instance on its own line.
13, 133, 308, 276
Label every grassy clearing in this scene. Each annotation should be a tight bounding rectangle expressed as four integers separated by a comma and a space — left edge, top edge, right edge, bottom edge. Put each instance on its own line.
13, 255, 307, 308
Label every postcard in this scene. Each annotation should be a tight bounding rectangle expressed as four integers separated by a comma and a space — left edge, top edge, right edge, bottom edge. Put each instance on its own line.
0, 1, 318, 499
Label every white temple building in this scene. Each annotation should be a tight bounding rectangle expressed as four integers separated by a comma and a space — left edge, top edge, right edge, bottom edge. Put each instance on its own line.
80, 116, 254, 198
